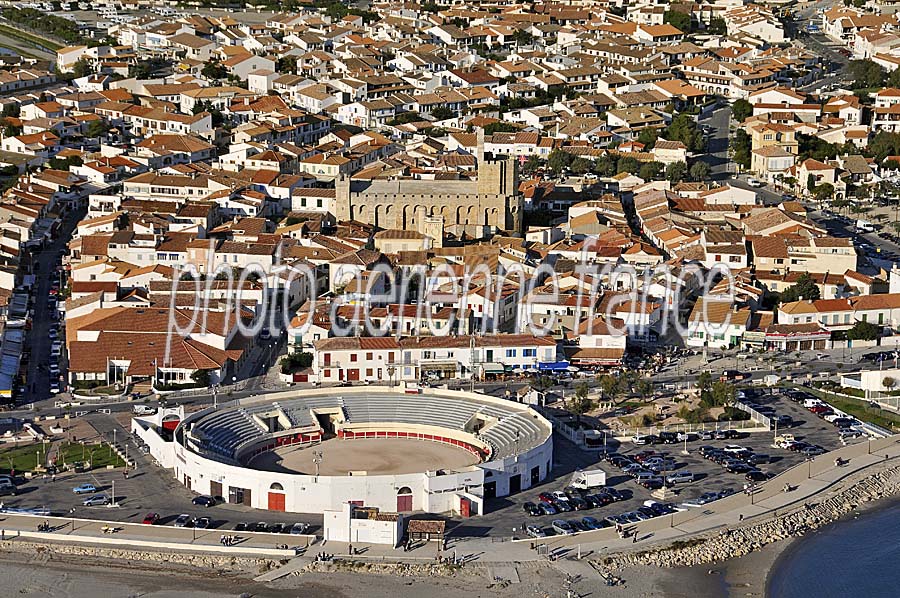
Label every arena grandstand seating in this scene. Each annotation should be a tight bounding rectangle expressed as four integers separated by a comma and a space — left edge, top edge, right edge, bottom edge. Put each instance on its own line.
188, 391, 547, 463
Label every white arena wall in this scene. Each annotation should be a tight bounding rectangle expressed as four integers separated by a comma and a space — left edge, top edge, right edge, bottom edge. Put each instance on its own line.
146, 386, 553, 516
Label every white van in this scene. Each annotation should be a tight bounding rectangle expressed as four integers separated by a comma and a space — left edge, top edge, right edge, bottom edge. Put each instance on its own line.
803, 398, 822, 409
133, 405, 156, 416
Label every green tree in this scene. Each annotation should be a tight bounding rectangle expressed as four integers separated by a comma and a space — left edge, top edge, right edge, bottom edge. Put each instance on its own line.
190, 369, 211, 387
780, 272, 821, 303
814, 183, 835, 202
71, 58, 91, 79
689, 161, 710, 181
697, 371, 713, 393
884, 376, 896, 391
707, 16, 727, 35
847, 59, 884, 90
547, 149, 573, 174
522, 155, 542, 174
86, 120, 110, 139
666, 160, 687, 182
731, 98, 753, 123
571, 156, 593, 174
663, 10, 691, 32
732, 129, 751, 169
616, 155, 641, 175
201, 60, 228, 81
846, 320, 880, 341
482, 121, 519, 135
665, 113, 704, 151
568, 382, 593, 422
598, 374, 622, 403
430, 106, 453, 120
639, 161, 663, 181
635, 377, 653, 401
637, 127, 659, 147
868, 131, 900, 162
276, 54, 298, 74
512, 29, 534, 45
707, 380, 737, 408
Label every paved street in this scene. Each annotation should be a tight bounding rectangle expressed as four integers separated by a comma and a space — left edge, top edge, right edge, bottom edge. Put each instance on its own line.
23, 206, 83, 405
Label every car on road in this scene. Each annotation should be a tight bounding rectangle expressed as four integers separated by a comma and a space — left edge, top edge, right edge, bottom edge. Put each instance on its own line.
191, 495, 217, 507
290, 522, 310, 535
72, 483, 97, 494
50, 345, 61, 359
683, 492, 720, 507
551, 520, 575, 535
666, 471, 695, 485
83, 494, 110, 506
49, 381, 60, 395
747, 178, 764, 187
174, 514, 193, 527
801, 446, 826, 457
48, 328, 58, 341
195, 517, 211, 529
142, 513, 160, 525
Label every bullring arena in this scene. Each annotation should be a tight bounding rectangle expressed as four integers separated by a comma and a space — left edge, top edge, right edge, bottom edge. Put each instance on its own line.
133, 386, 553, 516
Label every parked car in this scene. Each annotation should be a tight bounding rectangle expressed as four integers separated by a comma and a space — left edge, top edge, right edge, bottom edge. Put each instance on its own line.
72, 483, 97, 494
523, 501, 541, 516
174, 514, 193, 527
666, 471, 695, 485
551, 520, 575, 535
290, 522, 310, 535
581, 516, 604, 530
83, 494, 110, 506
525, 524, 546, 538
537, 502, 558, 516
745, 470, 769, 482
142, 512, 160, 525
747, 454, 771, 466
191, 495, 217, 508
195, 517, 211, 529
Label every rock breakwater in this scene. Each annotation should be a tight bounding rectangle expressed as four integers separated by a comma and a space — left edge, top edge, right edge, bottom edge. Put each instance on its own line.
599, 464, 900, 571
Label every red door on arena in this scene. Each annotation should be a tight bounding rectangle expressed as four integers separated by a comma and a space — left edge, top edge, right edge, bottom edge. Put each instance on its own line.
397, 487, 413, 512
268, 492, 285, 511
268, 482, 286, 511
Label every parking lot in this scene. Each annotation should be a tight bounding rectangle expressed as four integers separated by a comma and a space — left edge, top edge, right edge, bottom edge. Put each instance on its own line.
0, 387, 872, 540
475, 386, 868, 538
